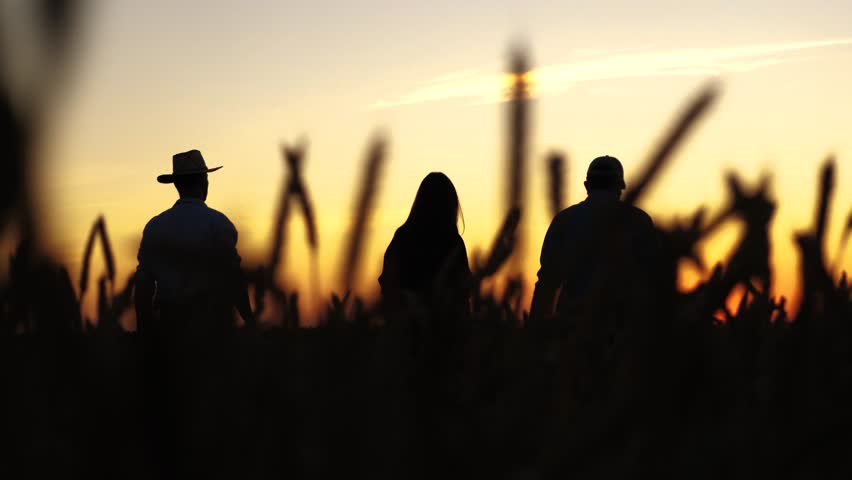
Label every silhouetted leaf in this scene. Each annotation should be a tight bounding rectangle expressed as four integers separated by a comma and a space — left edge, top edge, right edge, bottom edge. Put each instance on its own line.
623, 83, 719, 205
341, 134, 387, 292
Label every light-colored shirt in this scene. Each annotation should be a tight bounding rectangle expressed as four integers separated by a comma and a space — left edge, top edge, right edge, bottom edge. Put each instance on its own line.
136, 198, 242, 303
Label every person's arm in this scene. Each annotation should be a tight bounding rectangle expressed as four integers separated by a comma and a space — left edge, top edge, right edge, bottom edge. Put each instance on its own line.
234, 274, 255, 329
528, 215, 563, 329
634, 211, 662, 282
134, 226, 155, 334
221, 219, 255, 329
378, 232, 404, 310
453, 237, 473, 310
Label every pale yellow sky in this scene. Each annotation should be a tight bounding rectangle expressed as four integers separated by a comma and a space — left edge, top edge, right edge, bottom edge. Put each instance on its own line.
5, 0, 852, 320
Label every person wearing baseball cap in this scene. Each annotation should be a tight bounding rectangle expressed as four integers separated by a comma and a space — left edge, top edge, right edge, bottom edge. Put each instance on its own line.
585, 154, 626, 190
529, 155, 659, 329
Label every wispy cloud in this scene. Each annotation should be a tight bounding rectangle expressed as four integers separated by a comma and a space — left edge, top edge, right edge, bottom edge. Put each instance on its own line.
368, 38, 852, 109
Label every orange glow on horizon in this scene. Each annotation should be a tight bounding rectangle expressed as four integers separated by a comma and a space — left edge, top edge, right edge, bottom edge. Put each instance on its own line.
2, 3, 851, 324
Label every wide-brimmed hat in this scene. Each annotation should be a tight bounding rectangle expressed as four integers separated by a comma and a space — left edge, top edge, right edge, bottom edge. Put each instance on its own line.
157, 149, 222, 184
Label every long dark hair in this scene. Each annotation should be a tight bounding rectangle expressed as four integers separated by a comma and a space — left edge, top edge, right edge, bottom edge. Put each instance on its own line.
404, 172, 464, 234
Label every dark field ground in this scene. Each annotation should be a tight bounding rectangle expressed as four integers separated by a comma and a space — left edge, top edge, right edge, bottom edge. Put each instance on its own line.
3, 275, 852, 480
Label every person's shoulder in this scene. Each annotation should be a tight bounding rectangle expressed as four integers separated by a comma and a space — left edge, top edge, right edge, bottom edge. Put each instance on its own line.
198, 205, 238, 245
553, 203, 574, 218
383, 225, 408, 259
204, 205, 237, 229
451, 231, 467, 248
622, 203, 655, 229
143, 213, 160, 230
551, 202, 586, 223
142, 207, 172, 234
392, 223, 415, 241
627, 204, 653, 222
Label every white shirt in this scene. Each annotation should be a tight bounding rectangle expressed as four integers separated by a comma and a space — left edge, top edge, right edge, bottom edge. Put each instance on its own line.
136, 198, 242, 303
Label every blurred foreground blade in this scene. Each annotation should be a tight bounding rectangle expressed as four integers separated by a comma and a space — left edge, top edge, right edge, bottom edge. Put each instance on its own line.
476, 207, 522, 279
814, 157, 835, 246
834, 208, 852, 272
340, 134, 387, 292
547, 151, 566, 219
623, 83, 719, 205
97, 216, 116, 284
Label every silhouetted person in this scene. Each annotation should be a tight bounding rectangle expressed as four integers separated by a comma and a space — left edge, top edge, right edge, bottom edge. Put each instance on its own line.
528, 155, 662, 430
529, 155, 661, 452
529, 155, 659, 327
379, 172, 472, 316
134, 149, 254, 477
379, 172, 472, 476
135, 150, 253, 331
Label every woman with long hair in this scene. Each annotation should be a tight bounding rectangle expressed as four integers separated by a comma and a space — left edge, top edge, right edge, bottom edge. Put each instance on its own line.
379, 172, 471, 315
379, 173, 471, 470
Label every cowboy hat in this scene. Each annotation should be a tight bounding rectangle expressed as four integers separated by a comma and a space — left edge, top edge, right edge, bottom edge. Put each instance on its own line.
157, 149, 222, 184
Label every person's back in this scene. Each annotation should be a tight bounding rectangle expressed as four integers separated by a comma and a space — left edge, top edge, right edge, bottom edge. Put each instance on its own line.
378, 173, 471, 470
381, 223, 468, 299
529, 155, 659, 327
140, 199, 242, 332
135, 150, 253, 336
134, 150, 254, 477
379, 172, 471, 317
530, 155, 660, 424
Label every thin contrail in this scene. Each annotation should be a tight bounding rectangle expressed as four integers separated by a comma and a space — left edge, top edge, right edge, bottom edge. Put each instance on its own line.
369, 37, 852, 109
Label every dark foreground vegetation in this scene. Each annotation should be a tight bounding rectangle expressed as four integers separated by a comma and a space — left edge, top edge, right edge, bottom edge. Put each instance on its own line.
1, 155, 851, 478
1, 2, 852, 479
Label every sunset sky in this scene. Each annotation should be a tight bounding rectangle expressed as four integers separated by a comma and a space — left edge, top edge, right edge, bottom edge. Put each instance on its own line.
7, 0, 852, 320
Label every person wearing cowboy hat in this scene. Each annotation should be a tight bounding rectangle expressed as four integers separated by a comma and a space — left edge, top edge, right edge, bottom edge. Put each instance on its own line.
134, 149, 256, 475
134, 149, 255, 332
